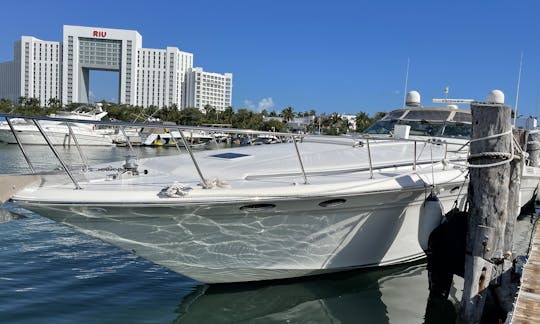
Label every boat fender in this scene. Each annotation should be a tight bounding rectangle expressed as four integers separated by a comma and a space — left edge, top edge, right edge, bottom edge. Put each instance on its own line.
426, 208, 467, 299
418, 193, 444, 251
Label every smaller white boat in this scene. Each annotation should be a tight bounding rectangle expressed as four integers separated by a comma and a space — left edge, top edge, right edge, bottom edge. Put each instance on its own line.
0, 106, 115, 146
210, 132, 230, 143
141, 127, 212, 148
252, 134, 282, 145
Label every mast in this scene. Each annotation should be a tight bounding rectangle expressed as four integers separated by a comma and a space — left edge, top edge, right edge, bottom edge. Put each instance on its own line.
513, 51, 524, 127
402, 58, 410, 107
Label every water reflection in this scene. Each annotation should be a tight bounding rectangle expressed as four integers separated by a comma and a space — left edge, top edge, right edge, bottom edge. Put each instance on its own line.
0, 208, 24, 223
0, 142, 191, 174
174, 262, 461, 324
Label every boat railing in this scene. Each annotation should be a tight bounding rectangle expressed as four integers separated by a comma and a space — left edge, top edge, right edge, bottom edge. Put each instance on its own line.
0, 113, 466, 190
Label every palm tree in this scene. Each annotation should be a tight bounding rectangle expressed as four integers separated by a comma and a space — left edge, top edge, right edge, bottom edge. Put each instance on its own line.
203, 104, 217, 122
18, 96, 28, 106
47, 97, 62, 109
355, 112, 372, 132
281, 106, 294, 122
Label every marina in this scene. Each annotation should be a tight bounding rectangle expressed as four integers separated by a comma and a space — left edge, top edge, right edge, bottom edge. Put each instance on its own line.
2, 91, 540, 322
0, 143, 468, 323
0, 97, 483, 284
0, 1, 539, 322
1, 145, 536, 323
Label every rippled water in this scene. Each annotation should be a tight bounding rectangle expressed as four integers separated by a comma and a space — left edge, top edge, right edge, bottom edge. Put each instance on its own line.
0, 143, 535, 323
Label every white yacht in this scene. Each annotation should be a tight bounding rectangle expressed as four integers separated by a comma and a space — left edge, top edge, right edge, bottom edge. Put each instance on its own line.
0, 106, 116, 146
1, 91, 537, 284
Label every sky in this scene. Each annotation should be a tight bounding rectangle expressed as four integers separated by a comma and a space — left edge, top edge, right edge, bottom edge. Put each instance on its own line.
1, 0, 540, 117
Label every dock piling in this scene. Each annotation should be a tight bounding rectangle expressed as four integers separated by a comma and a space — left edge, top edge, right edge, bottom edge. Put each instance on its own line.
460, 96, 515, 323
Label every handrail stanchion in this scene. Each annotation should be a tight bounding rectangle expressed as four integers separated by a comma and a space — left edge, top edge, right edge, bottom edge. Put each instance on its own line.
413, 140, 417, 171
6, 117, 35, 173
168, 129, 183, 153
120, 126, 136, 157
67, 122, 89, 171
177, 127, 209, 188
33, 119, 82, 189
291, 135, 309, 184
367, 138, 374, 179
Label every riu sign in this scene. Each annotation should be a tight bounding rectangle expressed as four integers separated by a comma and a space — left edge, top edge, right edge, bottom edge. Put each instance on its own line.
92, 30, 107, 38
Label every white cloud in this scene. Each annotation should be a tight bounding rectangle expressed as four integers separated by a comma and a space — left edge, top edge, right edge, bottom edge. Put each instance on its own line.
257, 97, 274, 111
244, 97, 275, 112
243, 99, 255, 110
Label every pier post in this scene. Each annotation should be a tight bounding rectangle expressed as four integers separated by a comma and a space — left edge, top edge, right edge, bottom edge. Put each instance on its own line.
493, 129, 527, 313
527, 131, 540, 167
460, 95, 512, 323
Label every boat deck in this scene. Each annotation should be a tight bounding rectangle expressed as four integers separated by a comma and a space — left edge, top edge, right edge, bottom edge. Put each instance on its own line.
512, 220, 540, 323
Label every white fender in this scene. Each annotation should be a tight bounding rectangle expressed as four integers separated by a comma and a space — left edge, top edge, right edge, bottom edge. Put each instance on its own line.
418, 193, 444, 251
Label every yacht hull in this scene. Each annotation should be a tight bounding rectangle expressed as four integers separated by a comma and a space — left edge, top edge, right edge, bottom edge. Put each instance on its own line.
0, 129, 113, 146
0, 128, 114, 146
18, 183, 464, 283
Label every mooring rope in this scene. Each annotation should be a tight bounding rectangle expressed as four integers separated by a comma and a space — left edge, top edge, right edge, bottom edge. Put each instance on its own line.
467, 129, 515, 168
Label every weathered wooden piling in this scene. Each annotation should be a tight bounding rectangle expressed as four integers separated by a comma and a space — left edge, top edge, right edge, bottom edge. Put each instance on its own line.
460, 94, 516, 323
527, 131, 540, 168
494, 128, 528, 313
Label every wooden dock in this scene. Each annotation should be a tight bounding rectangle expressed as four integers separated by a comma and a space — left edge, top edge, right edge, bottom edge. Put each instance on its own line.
512, 221, 540, 323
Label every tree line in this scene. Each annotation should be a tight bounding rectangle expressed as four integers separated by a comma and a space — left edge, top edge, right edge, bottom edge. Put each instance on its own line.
0, 97, 387, 135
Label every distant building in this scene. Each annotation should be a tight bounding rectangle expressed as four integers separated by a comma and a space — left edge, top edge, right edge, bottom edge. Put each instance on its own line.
136, 47, 193, 108
262, 115, 315, 133
184, 67, 233, 112
0, 25, 232, 110
286, 116, 315, 132
340, 114, 357, 130
0, 36, 61, 105
515, 116, 538, 130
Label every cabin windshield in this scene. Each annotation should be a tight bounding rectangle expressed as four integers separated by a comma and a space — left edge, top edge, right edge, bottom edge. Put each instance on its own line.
364, 119, 471, 139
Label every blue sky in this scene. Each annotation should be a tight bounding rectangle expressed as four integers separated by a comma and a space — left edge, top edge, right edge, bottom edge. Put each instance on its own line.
1, 0, 540, 117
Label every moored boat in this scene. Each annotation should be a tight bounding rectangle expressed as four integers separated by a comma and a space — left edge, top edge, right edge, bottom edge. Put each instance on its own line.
0, 105, 116, 146
1, 90, 538, 283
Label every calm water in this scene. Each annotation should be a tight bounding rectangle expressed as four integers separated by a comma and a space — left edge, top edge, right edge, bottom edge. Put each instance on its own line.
0, 143, 535, 323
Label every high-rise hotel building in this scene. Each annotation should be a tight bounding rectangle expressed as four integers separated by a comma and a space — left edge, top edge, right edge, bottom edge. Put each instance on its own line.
0, 25, 232, 111
184, 68, 233, 111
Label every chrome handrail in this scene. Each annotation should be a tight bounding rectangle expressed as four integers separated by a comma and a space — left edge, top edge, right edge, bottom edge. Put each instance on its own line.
119, 126, 136, 156
32, 119, 82, 189
66, 122, 89, 171
5, 117, 35, 173
291, 135, 309, 184
0, 112, 466, 190
176, 126, 209, 188
366, 139, 374, 179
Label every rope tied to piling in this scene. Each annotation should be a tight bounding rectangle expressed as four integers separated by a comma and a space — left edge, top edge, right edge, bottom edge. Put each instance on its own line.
467, 129, 515, 168
468, 151, 513, 160
469, 129, 513, 143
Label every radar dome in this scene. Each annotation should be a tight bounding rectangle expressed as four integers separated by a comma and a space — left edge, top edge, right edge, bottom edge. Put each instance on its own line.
487, 89, 504, 104
406, 91, 421, 107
